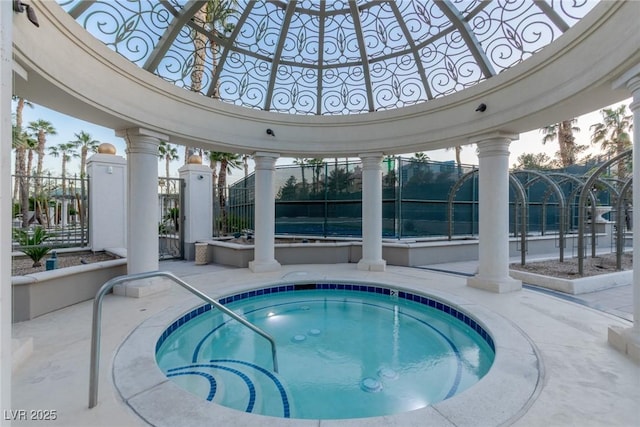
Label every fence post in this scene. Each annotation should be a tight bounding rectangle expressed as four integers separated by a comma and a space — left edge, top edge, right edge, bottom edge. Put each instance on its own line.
179, 158, 213, 261
87, 144, 127, 251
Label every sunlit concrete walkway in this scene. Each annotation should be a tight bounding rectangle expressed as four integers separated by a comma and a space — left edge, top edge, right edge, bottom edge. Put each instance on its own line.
420, 253, 634, 322
10, 261, 639, 426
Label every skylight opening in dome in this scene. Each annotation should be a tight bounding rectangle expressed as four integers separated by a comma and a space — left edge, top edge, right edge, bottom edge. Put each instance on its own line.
59, 0, 599, 116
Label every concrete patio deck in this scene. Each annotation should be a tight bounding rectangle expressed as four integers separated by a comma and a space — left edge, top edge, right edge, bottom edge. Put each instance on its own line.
10, 260, 639, 426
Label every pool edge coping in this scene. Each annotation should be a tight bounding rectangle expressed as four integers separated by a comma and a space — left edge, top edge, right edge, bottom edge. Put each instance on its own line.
112, 279, 542, 427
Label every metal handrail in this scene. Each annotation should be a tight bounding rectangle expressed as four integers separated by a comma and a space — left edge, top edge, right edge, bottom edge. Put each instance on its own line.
88, 270, 279, 409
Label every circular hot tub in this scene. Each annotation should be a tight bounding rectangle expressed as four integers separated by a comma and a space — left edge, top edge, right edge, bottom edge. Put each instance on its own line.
113, 280, 542, 426
155, 283, 495, 419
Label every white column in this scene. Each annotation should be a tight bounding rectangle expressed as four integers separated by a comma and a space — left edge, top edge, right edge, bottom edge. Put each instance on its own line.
87, 145, 127, 251
179, 157, 213, 260
467, 134, 522, 293
0, 0, 12, 416
249, 152, 281, 273
114, 128, 168, 297
357, 153, 386, 272
609, 65, 640, 362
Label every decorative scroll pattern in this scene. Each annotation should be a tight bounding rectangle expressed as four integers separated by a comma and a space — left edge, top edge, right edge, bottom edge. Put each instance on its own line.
547, 0, 598, 25
271, 65, 318, 114
59, 0, 599, 115
279, 11, 321, 65
370, 53, 427, 110
232, 1, 284, 60
321, 66, 368, 115
322, 12, 361, 65
470, 0, 560, 73
359, 2, 410, 60
421, 30, 485, 98
398, 1, 452, 46
62, 0, 171, 65
218, 53, 271, 109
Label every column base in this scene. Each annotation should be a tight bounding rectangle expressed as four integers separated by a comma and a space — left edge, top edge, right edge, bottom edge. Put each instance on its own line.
249, 259, 281, 273
357, 259, 386, 272
608, 325, 640, 363
467, 274, 522, 293
114, 278, 170, 298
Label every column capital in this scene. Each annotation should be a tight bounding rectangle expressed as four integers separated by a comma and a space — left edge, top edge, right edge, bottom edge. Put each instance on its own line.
358, 153, 384, 170
117, 128, 167, 156
253, 152, 279, 170
115, 127, 169, 141
468, 131, 519, 146
476, 139, 513, 159
612, 63, 640, 92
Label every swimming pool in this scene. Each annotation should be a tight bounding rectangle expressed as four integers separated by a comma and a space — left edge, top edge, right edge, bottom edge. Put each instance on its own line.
113, 277, 541, 426
155, 283, 495, 419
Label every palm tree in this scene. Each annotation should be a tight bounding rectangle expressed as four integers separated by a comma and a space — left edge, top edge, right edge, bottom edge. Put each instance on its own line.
49, 143, 78, 225
444, 146, 463, 166
23, 132, 38, 178
158, 141, 179, 191
27, 119, 57, 195
445, 145, 468, 176
540, 119, 581, 167
185, 0, 237, 161
12, 96, 33, 201
307, 158, 325, 195
70, 131, 99, 178
293, 158, 309, 196
208, 151, 241, 234
216, 152, 242, 206
242, 154, 249, 180
590, 105, 633, 179
12, 125, 31, 226
413, 152, 429, 162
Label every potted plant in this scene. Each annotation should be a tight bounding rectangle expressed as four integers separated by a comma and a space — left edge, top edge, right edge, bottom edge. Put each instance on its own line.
13, 226, 54, 267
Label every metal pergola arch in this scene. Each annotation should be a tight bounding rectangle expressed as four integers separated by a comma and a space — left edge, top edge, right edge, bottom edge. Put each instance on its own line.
577, 149, 632, 275
446, 169, 528, 265
513, 170, 567, 262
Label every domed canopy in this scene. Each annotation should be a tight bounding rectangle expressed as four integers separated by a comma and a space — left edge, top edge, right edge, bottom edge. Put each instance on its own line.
60, 0, 596, 116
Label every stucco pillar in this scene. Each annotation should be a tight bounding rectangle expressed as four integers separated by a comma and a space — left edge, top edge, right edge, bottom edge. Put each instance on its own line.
114, 128, 168, 297
1, 0, 12, 415
179, 155, 213, 260
87, 144, 127, 251
249, 152, 281, 273
609, 66, 640, 362
467, 134, 522, 293
357, 153, 386, 272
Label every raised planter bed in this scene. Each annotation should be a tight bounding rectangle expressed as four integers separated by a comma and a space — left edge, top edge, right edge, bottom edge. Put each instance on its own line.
11, 252, 126, 322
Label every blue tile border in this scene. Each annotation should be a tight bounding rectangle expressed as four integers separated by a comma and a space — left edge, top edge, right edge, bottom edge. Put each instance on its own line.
156, 283, 495, 353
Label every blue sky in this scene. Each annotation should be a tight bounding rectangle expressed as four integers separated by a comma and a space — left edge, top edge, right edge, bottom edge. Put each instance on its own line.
14, 98, 631, 184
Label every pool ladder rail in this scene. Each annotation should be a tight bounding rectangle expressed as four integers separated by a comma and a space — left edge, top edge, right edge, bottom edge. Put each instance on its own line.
88, 270, 279, 409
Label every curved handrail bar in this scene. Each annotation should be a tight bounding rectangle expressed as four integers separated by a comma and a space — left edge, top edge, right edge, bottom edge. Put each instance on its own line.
88, 270, 279, 409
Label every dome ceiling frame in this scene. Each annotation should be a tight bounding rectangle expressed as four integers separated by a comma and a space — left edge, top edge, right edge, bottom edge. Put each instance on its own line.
60, 0, 596, 116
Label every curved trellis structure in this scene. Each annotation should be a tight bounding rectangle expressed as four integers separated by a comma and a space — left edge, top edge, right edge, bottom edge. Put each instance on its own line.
447, 169, 527, 265
544, 172, 598, 234
513, 170, 566, 262
615, 178, 633, 270
577, 149, 632, 275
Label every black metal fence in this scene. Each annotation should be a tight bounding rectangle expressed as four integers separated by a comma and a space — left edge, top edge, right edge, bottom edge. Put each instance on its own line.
11, 173, 89, 251
221, 157, 613, 240
158, 177, 184, 259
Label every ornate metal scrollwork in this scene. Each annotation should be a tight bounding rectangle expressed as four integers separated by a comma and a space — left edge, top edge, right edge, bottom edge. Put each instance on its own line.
60, 0, 597, 116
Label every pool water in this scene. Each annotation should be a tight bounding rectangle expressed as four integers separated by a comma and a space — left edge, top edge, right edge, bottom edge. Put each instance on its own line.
156, 287, 494, 420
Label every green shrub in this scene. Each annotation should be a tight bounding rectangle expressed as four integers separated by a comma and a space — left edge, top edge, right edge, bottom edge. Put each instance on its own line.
13, 227, 54, 267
